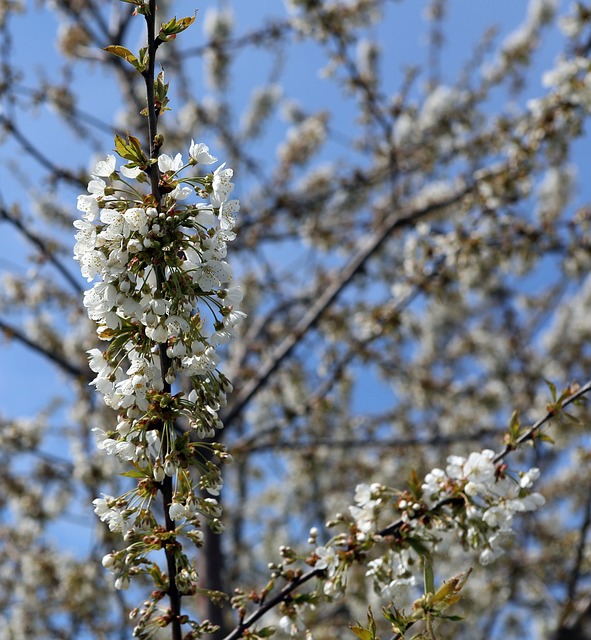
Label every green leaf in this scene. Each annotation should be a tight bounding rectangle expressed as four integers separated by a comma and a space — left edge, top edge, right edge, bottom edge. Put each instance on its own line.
138, 47, 149, 70
382, 605, 411, 636
104, 45, 146, 72
255, 627, 276, 638
544, 378, 557, 402
292, 592, 319, 605
408, 467, 423, 499
431, 567, 472, 607
508, 410, 520, 437
121, 469, 147, 478
350, 626, 374, 640
350, 606, 378, 640
114, 132, 148, 166
158, 12, 197, 41
154, 70, 171, 115
407, 536, 431, 558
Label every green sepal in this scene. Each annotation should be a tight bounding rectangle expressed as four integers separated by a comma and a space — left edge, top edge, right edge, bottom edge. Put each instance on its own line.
120, 0, 150, 16
140, 70, 171, 117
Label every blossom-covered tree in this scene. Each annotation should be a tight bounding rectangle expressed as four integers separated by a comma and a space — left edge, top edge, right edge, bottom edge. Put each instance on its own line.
1, 0, 591, 638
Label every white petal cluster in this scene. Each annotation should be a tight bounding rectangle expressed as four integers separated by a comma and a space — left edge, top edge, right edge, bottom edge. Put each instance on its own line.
321, 450, 548, 603
421, 449, 545, 564
74, 143, 243, 583
347, 481, 384, 539
74, 145, 242, 426
365, 548, 416, 600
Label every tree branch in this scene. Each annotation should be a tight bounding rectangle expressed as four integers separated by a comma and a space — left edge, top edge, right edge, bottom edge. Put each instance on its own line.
223, 179, 476, 428
379, 379, 591, 538
0, 206, 83, 294
493, 379, 591, 463
222, 568, 322, 640
0, 317, 85, 379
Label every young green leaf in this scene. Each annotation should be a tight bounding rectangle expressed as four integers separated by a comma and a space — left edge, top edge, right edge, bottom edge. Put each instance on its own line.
104, 45, 147, 72
158, 13, 197, 41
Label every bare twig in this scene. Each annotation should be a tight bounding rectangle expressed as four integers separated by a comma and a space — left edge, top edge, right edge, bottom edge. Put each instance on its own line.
493, 379, 591, 463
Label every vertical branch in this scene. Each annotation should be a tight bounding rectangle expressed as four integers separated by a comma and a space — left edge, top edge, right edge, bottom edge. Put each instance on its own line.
143, 3, 181, 638
144, 0, 162, 197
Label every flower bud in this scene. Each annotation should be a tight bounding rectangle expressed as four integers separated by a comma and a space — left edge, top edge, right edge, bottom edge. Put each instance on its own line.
102, 553, 117, 569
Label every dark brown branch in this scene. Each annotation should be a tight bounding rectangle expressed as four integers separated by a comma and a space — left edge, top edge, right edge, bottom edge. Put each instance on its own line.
0, 115, 86, 188
230, 255, 446, 454
0, 317, 85, 379
222, 568, 323, 640
0, 206, 83, 294
220, 344, 591, 640
142, 3, 182, 637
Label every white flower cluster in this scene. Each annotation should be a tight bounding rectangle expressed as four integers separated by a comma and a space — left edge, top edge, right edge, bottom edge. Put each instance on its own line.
422, 449, 544, 564
307, 450, 545, 606
74, 140, 243, 589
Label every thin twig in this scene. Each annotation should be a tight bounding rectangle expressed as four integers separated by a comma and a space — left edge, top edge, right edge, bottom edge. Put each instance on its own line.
379, 379, 591, 538
222, 568, 322, 640
493, 379, 591, 463
222, 380, 591, 640
233, 428, 501, 456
